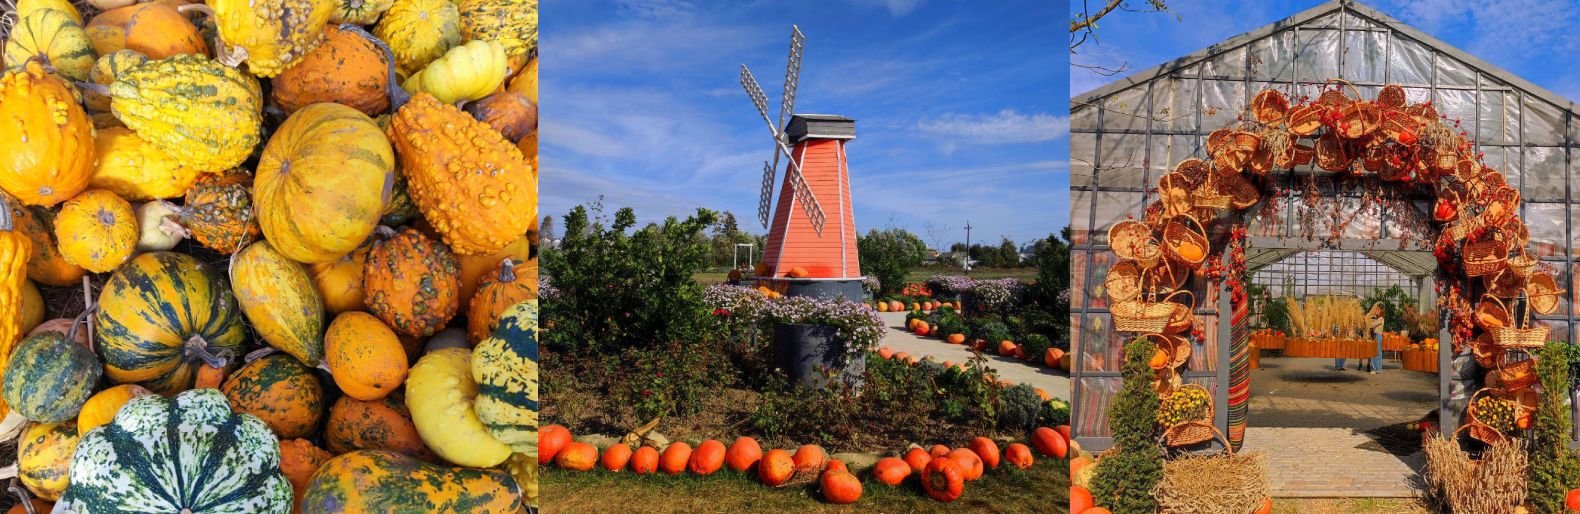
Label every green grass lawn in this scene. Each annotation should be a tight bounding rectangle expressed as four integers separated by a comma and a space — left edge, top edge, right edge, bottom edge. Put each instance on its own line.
693, 266, 1037, 286
541, 457, 1069, 513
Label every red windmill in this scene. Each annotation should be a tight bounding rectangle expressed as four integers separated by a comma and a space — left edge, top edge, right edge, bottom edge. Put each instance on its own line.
739, 26, 862, 294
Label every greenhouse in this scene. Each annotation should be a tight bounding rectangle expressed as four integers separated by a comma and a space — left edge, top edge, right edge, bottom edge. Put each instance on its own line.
1068, 0, 1580, 478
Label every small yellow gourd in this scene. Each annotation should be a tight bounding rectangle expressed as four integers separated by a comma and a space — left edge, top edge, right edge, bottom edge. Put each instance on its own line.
90, 127, 202, 201
374, 0, 460, 76
77, 384, 153, 434
205, 0, 336, 77
54, 189, 138, 273
405, 347, 511, 467
403, 39, 508, 105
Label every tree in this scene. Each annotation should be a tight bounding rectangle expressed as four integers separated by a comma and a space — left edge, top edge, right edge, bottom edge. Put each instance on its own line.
1528, 342, 1580, 514
540, 215, 556, 243
858, 228, 927, 295
1070, 0, 1174, 76
1090, 337, 1163, 513
996, 237, 1020, 267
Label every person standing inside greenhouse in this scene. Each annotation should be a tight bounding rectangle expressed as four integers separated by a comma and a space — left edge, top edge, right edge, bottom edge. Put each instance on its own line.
1364, 303, 1386, 374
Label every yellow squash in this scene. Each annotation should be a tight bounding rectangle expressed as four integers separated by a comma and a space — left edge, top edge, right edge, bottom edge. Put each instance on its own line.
230, 240, 326, 366
0, 61, 95, 207
0, 194, 32, 420
507, 56, 537, 103
54, 189, 138, 273
330, 0, 394, 25
4, 8, 96, 81
90, 127, 202, 201
205, 0, 335, 77
374, 0, 460, 76
18, 422, 79, 500
254, 102, 393, 264
84, 50, 149, 115
309, 243, 370, 314
107, 54, 263, 172
16, 0, 83, 24
405, 347, 511, 467
77, 383, 153, 434
456, 0, 536, 60
403, 39, 508, 105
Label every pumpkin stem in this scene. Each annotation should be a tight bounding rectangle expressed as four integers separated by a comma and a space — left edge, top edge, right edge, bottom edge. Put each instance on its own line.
0, 194, 12, 232
74, 81, 111, 98
338, 24, 410, 111
158, 209, 192, 239
374, 225, 397, 239
498, 258, 516, 283
7, 478, 32, 514
183, 335, 230, 369
64, 302, 98, 347
243, 346, 278, 363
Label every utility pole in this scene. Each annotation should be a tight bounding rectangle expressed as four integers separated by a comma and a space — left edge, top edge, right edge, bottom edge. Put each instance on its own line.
963, 221, 973, 274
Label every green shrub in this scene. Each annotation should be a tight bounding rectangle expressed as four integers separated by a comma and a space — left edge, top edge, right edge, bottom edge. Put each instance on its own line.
998, 384, 1042, 432
1044, 398, 1070, 426
1091, 337, 1162, 514
1529, 342, 1579, 514
1022, 334, 1052, 361
540, 203, 717, 354
858, 228, 927, 296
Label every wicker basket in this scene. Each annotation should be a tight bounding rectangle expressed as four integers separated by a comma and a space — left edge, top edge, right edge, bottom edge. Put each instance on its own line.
1159, 172, 1195, 218
1109, 220, 1155, 257
1247, 144, 1273, 175
1483, 268, 1525, 299
1491, 353, 1537, 391
1162, 290, 1196, 335
1442, 216, 1481, 243
1162, 383, 1215, 447
1142, 259, 1187, 295
1527, 273, 1563, 315
1206, 129, 1232, 157
1154, 367, 1183, 397
1162, 215, 1209, 270
1175, 158, 1210, 180
1148, 333, 1192, 369
1489, 291, 1549, 350
1466, 388, 1534, 443
1380, 109, 1419, 145
1292, 143, 1315, 166
1378, 83, 1406, 109
1252, 89, 1289, 124
1506, 250, 1537, 279
1462, 236, 1508, 278
1475, 294, 1512, 330
1288, 104, 1324, 136
1315, 132, 1349, 172
1105, 261, 1144, 304
1193, 174, 1233, 210
1337, 100, 1381, 139
1222, 172, 1261, 210
1115, 289, 1185, 334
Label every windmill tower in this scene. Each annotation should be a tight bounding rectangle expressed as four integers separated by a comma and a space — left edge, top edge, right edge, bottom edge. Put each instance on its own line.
740, 26, 862, 291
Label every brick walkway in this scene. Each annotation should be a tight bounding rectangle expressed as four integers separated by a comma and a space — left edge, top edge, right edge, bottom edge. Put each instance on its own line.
876, 312, 1069, 401
1242, 426, 1424, 497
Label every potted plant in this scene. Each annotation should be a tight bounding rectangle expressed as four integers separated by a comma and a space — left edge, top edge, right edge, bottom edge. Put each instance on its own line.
760, 296, 885, 389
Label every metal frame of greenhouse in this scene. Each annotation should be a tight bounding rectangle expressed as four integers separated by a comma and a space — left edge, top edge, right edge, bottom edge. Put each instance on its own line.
1070, 0, 1580, 451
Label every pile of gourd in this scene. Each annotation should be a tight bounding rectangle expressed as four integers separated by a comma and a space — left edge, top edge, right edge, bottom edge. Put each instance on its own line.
0, 0, 539, 511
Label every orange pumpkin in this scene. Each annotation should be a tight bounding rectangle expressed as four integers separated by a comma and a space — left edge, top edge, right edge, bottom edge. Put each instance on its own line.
872, 457, 910, 486
555, 442, 598, 471
1057, 425, 1071, 441
364, 228, 461, 337
456, 232, 532, 309
1070, 456, 1094, 479
220, 354, 325, 439
1032, 427, 1067, 458
7, 200, 85, 286
270, 26, 391, 116
877, 347, 894, 359
688, 439, 726, 475
0, 62, 95, 207
601, 443, 633, 472
180, 169, 260, 254
893, 352, 910, 362
463, 91, 536, 143
888, 300, 902, 311
792, 444, 827, 473
928, 444, 950, 458
725, 436, 762, 473
921, 458, 964, 503
1253, 497, 1273, 514
309, 244, 370, 314
997, 340, 1018, 357
968, 437, 1001, 469
759, 448, 795, 486
819, 468, 862, 504
279, 438, 332, 508
788, 266, 809, 278
6, 499, 51, 514
825, 459, 847, 474
84, 2, 207, 58
325, 393, 437, 461
1045, 348, 1065, 367
902, 448, 932, 474
947, 333, 966, 345
325, 312, 409, 401
193, 362, 226, 389
946, 448, 984, 481
539, 424, 572, 465
466, 257, 536, 343
1070, 486, 1095, 513
659, 442, 691, 475
630, 445, 659, 475
1004, 443, 1034, 470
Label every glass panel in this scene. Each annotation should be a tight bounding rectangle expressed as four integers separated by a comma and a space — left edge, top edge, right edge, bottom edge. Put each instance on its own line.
1203, 46, 1247, 79
1340, 196, 1381, 239
1201, 80, 1247, 132
1434, 89, 1476, 131
1150, 135, 1200, 180
1248, 195, 1289, 238
1436, 53, 1474, 87
1072, 133, 1096, 189
1545, 321, 1570, 346
1100, 132, 1148, 189
1526, 97, 1566, 146
1340, 11, 1378, 30
1524, 147, 1565, 202
1250, 30, 1295, 82
1295, 29, 1340, 82
1403, 87, 1431, 105
1485, 147, 1513, 188
1104, 85, 1150, 132
1092, 191, 1144, 245
1525, 203, 1565, 258
1073, 376, 1120, 439
1072, 189, 1094, 245
1341, 30, 1385, 83
1305, 11, 1341, 28
1388, 35, 1431, 85
1154, 75, 1199, 133
1479, 89, 1518, 146
1072, 102, 1099, 131
1080, 312, 1121, 372
1084, 251, 1114, 311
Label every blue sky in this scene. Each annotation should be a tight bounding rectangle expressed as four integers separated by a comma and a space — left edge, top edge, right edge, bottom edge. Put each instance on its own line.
541, 0, 1066, 250
1070, 0, 1580, 100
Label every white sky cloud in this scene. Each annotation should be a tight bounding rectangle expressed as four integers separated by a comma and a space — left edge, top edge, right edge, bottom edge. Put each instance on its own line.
915, 110, 1068, 145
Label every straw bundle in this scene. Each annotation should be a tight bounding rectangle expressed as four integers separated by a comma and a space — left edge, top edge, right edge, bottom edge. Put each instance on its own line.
1153, 451, 1269, 514
1422, 436, 1527, 514
1286, 296, 1365, 339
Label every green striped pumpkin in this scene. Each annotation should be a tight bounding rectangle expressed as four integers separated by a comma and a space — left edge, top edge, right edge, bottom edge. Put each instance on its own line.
471, 299, 537, 456
3, 8, 96, 81
2, 330, 101, 423
230, 240, 326, 366
95, 251, 249, 395
301, 450, 521, 513
253, 102, 393, 264
57, 388, 293, 513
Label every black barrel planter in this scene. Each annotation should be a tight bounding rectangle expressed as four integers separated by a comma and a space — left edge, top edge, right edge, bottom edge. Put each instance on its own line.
772, 322, 866, 389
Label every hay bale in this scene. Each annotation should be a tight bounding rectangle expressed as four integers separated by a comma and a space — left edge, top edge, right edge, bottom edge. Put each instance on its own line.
1153, 450, 1269, 514
1422, 435, 1526, 514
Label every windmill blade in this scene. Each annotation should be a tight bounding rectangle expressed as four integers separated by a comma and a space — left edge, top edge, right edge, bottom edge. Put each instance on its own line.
775, 25, 805, 131
784, 160, 827, 235
758, 160, 774, 228
739, 65, 775, 133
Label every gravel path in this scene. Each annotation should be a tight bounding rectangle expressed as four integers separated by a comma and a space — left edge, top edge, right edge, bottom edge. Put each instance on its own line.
876, 312, 1070, 401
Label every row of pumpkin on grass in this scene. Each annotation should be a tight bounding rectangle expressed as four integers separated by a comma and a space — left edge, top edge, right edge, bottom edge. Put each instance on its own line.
539, 423, 1072, 505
